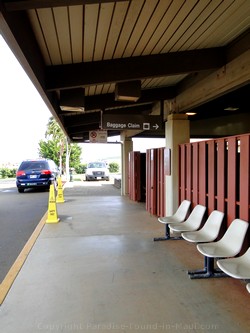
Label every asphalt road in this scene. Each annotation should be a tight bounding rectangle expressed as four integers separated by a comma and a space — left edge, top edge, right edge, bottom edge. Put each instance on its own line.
0, 179, 49, 283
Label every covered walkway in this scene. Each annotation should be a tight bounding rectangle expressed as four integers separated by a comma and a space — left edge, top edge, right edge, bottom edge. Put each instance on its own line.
0, 182, 249, 332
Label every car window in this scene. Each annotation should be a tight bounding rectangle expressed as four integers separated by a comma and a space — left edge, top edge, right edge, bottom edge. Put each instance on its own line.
19, 161, 47, 170
88, 162, 106, 168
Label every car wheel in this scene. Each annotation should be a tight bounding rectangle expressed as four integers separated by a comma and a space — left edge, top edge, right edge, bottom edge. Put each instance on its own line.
18, 188, 24, 193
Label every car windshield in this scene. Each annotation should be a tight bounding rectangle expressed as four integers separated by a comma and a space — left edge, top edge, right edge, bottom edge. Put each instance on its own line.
88, 162, 106, 168
19, 161, 47, 170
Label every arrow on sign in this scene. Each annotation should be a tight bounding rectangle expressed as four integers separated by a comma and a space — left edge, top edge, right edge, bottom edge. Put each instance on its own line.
153, 124, 159, 130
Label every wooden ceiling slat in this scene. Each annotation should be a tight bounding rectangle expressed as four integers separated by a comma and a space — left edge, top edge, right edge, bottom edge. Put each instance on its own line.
53, 7, 72, 64
158, 0, 199, 54
37, 8, 62, 65
132, 0, 172, 56
122, 0, 159, 58
185, 1, 238, 50
69, 5, 84, 63
94, 84, 104, 95
113, 0, 144, 59
199, 0, 250, 48
165, 0, 211, 53
94, 3, 114, 61
142, 0, 186, 55
28, 9, 52, 65
84, 4, 99, 61
173, 0, 223, 51
103, 1, 129, 60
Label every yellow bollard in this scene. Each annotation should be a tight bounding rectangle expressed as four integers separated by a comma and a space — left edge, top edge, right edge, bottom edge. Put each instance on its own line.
56, 177, 65, 203
46, 184, 60, 223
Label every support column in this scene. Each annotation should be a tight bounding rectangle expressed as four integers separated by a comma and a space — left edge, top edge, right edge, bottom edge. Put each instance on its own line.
120, 134, 133, 196
165, 114, 190, 215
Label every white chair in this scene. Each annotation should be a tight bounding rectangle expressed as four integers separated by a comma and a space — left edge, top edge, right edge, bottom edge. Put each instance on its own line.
181, 210, 224, 243
246, 283, 250, 293
154, 200, 191, 241
190, 219, 249, 279
168, 204, 206, 233
217, 247, 250, 279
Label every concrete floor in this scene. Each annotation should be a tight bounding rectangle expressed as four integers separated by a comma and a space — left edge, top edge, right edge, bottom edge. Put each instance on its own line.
0, 181, 249, 332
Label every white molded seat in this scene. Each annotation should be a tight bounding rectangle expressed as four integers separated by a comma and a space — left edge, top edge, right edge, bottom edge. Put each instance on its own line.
158, 200, 191, 224
168, 204, 206, 233
154, 200, 191, 241
189, 219, 249, 279
181, 210, 224, 243
246, 283, 250, 293
217, 247, 250, 279
197, 219, 249, 258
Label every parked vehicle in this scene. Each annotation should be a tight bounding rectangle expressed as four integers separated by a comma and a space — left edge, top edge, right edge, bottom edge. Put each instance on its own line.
16, 159, 59, 193
85, 161, 109, 181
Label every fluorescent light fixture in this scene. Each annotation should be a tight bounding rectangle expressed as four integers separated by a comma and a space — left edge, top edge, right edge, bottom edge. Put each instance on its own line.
224, 107, 239, 111
60, 88, 85, 112
115, 80, 141, 102
61, 106, 85, 112
186, 112, 197, 116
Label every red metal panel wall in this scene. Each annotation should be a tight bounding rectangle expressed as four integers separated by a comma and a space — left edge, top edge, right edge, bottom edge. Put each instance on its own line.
192, 143, 199, 205
239, 135, 250, 221
207, 140, 216, 213
146, 149, 158, 215
157, 148, 165, 217
146, 150, 150, 212
128, 151, 146, 202
128, 152, 133, 200
179, 144, 186, 202
198, 141, 207, 206
227, 137, 237, 224
217, 139, 226, 213
186, 144, 192, 202
146, 150, 156, 212
179, 134, 250, 239
150, 149, 158, 215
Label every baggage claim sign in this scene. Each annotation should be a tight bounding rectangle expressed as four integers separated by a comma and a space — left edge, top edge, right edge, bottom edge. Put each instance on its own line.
102, 114, 162, 131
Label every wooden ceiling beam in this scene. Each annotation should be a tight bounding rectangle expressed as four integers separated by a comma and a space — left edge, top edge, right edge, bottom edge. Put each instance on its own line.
46, 48, 225, 91
84, 87, 176, 111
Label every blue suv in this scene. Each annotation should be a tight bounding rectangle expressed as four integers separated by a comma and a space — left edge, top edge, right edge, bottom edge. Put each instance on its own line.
16, 159, 59, 193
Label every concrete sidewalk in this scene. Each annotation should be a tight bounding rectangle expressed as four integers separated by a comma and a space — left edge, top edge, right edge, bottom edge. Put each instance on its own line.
0, 181, 249, 332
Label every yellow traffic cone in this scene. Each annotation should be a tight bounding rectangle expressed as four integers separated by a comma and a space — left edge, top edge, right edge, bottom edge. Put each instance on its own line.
56, 177, 65, 203
46, 184, 60, 223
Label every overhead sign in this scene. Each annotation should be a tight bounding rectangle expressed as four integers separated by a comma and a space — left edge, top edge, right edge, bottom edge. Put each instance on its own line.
89, 130, 107, 143
102, 115, 162, 131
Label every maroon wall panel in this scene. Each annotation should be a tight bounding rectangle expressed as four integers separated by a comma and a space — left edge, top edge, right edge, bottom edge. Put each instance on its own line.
179, 145, 186, 202
146, 150, 150, 212
128, 151, 146, 202
207, 140, 216, 213
217, 139, 226, 213
192, 143, 199, 205
239, 135, 250, 221
146, 149, 157, 215
179, 133, 250, 240
157, 148, 165, 216
198, 141, 207, 206
227, 137, 237, 225
186, 144, 192, 202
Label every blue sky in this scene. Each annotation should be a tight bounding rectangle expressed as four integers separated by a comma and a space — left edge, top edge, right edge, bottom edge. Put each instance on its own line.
0, 35, 165, 166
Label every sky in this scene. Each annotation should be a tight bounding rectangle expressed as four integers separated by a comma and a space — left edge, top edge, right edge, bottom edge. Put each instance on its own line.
0, 35, 165, 166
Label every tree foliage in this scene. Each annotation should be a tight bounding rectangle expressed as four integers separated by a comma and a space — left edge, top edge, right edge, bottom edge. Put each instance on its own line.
109, 162, 119, 173
38, 117, 82, 174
